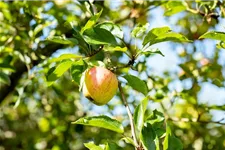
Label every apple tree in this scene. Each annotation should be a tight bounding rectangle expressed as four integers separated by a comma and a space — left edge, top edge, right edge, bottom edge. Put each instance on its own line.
0, 0, 225, 150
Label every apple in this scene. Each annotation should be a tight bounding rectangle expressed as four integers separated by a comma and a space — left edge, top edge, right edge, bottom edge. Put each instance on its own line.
83, 67, 118, 105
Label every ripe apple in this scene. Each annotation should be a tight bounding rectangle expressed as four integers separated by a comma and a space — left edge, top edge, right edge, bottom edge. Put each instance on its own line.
83, 67, 118, 105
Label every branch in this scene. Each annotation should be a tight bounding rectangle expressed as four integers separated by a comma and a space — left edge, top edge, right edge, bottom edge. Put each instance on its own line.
118, 82, 139, 149
183, 1, 219, 20
0, 60, 27, 103
87, 45, 104, 57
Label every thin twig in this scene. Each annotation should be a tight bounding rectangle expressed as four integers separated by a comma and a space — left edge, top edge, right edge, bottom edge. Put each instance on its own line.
118, 82, 139, 149
183, 0, 219, 20
87, 45, 104, 57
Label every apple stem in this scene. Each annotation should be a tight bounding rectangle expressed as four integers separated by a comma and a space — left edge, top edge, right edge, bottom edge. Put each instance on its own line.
118, 82, 139, 149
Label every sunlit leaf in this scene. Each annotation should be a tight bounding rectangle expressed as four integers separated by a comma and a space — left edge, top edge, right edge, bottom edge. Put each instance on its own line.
124, 74, 148, 95
81, 9, 103, 34
164, 1, 186, 16
155, 136, 160, 150
14, 86, 25, 109
2, 9, 12, 21
72, 115, 124, 133
143, 26, 171, 46
132, 23, 149, 38
104, 45, 127, 52
134, 97, 149, 131
96, 22, 123, 39
49, 54, 82, 63
121, 137, 135, 147
143, 26, 191, 46
33, 21, 52, 37
84, 142, 104, 150
46, 36, 78, 45
199, 31, 225, 41
47, 60, 73, 86
139, 48, 164, 57
88, 60, 105, 67
0, 2, 8, 9
70, 59, 88, 84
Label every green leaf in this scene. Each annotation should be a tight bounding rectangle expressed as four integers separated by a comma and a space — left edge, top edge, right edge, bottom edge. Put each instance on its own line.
14, 86, 25, 109
2, 8, 12, 21
143, 26, 171, 46
79, 71, 86, 92
146, 110, 165, 137
143, 26, 191, 46
216, 41, 225, 49
105, 142, 120, 150
199, 31, 225, 41
147, 110, 165, 125
88, 60, 105, 67
104, 45, 127, 52
46, 36, 78, 45
0, 2, 8, 9
0, 72, 10, 85
33, 21, 52, 37
163, 123, 183, 150
81, 9, 103, 34
47, 60, 73, 86
96, 22, 123, 39
83, 27, 117, 45
134, 97, 149, 131
164, 1, 186, 16
14, 80, 29, 109
84, 141, 104, 150
208, 105, 225, 111
3, 55, 13, 64
0, 63, 16, 72
124, 74, 148, 95
140, 123, 156, 150
49, 54, 82, 63
132, 23, 149, 38
72, 29, 90, 53
72, 115, 124, 133
121, 137, 135, 147
70, 59, 88, 84
139, 48, 164, 57
155, 136, 160, 150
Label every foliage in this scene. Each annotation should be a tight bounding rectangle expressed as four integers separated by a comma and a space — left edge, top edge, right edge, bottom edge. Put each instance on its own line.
0, 0, 225, 150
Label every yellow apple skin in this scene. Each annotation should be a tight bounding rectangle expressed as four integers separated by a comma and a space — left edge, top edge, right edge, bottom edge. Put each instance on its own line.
83, 67, 118, 105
